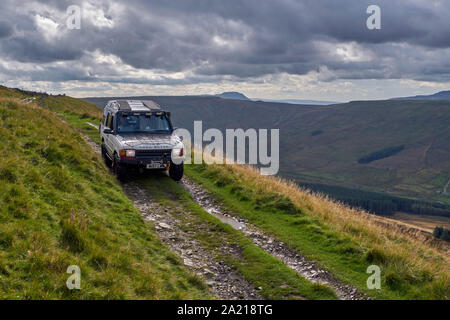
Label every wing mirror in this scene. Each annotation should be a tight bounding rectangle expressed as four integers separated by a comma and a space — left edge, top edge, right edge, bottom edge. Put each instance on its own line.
103, 128, 113, 134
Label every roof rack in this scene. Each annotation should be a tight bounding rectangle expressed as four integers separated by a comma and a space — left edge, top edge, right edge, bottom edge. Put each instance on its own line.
117, 100, 131, 111
110, 100, 162, 112
142, 100, 161, 110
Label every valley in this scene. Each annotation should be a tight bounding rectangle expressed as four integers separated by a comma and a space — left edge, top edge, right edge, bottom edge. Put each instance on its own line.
84, 95, 450, 223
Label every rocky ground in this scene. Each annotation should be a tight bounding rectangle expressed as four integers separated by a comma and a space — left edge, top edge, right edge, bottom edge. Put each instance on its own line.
123, 181, 263, 300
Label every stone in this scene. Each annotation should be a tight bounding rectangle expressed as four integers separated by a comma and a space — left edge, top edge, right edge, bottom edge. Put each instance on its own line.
158, 222, 172, 230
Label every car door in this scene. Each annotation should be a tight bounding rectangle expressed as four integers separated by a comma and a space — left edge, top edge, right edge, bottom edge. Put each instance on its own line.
108, 113, 116, 156
100, 108, 107, 137
104, 112, 114, 155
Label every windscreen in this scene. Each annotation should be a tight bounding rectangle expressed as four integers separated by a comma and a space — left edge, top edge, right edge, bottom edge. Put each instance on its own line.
116, 113, 171, 133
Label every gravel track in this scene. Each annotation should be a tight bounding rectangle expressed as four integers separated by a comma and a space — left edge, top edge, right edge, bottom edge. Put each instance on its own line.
182, 177, 367, 300
122, 181, 263, 300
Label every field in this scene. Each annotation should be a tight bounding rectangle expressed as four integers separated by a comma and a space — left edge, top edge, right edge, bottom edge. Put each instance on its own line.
389, 212, 450, 233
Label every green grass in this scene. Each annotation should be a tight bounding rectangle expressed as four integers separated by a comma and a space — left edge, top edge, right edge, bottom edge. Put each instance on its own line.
185, 163, 450, 300
0, 86, 28, 99
0, 98, 210, 299
138, 175, 337, 300
38, 96, 103, 144
39, 96, 102, 119
58, 111, 102, 145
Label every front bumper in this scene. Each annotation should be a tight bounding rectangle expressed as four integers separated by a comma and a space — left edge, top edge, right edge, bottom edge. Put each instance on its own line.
119, 149, 172, 169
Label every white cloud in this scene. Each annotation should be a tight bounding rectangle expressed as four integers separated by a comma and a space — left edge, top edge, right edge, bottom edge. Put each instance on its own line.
35, 15, 61, 40
82, 1, 115, 29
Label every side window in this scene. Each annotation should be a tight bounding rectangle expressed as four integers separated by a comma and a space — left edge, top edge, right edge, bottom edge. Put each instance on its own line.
110, 116, 115, 130
102, 105, 109, 125
106, 113, 111, 128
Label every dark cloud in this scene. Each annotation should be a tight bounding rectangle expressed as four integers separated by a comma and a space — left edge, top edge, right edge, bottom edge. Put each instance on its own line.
0, 22, 13, 38
1, 0, 450, 85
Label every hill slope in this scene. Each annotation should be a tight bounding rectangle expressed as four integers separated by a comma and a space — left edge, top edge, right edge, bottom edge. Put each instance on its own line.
186, 162, 450, 299
0, 97, 210, 299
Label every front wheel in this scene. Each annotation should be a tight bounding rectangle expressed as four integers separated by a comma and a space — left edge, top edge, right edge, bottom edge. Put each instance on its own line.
113, 157, 127, 182
169, 162, 184, 181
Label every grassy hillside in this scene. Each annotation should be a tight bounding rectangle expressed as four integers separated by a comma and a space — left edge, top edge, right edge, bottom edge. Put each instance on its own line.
85, 96, 450, 206
0, 97, 210, 299
40, 96, 102, 119
39, 96, 102, 144
186, 163, 449, 299
2, 88, 448, 300
0, 86, 28, 99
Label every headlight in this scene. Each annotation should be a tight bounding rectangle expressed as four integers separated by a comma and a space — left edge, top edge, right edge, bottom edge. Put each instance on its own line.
120, 149, 135, 158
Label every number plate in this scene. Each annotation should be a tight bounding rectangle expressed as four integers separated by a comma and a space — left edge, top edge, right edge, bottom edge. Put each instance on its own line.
146, 161, 166, 169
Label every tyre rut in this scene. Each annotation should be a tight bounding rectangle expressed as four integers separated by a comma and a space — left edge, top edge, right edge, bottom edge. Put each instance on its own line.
181, 177, 368, 300
80, 132, 262, 299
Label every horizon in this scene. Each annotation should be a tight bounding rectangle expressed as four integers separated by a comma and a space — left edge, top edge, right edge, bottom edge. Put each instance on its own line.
4, 82, 450, 103
6, 85, 450, 104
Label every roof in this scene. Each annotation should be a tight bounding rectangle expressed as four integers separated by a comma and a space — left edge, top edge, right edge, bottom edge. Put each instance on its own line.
108, 100, 162, 112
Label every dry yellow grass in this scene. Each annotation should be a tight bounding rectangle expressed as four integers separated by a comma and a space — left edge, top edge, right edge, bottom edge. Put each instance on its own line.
193, 147, 448, 254
198, 161, 449, 297
388, 212, 450, 233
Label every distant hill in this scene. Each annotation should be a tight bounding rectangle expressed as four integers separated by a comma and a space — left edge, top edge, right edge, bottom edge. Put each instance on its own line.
203, 91, 338, 104
197, 91, 250, 101
391, 90, 450, 101
253, 98, 340, 105
215, 91, 250, 100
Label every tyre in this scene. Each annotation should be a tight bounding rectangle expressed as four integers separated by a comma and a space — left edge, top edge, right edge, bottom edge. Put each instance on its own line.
101, 143, 112, 167
113, 156, 127, 182
169, 162, 184, 181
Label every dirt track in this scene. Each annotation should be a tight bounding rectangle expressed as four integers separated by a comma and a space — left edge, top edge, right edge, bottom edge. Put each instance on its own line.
81, 129, 366, 300
182, 178, 367, 300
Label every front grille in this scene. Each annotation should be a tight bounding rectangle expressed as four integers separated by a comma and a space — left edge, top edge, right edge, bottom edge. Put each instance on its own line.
135, 149, 171, 158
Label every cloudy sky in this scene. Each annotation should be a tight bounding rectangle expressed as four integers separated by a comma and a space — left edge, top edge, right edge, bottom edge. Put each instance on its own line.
0, 0, 450, 101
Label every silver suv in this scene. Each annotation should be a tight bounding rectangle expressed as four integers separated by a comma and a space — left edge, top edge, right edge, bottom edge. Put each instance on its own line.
99, 100, 185, 181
